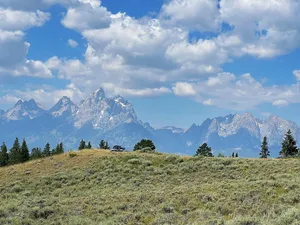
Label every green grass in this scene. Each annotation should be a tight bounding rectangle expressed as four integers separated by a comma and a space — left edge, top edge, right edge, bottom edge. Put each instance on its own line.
1, 150, 300, 224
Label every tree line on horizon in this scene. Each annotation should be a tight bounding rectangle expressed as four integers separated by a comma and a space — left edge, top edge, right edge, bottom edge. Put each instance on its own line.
0, 138, 115, 167
0, 138, 64, 167
195, 129, 299, 159
0, 129, 299, 168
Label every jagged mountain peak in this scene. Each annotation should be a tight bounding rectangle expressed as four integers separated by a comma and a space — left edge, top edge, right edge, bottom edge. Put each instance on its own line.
233, 112, 256, 120
214, 112, 260, 138
15, 99, 23, 106
15, 98, 40, 107
2, 89, 300, 157
60, 96, 72, 102
266, 115, 290, 123
74, 88, 138, 130
112, 95, 129, 106
5, 98, 45, 120
80, 88, 107, 108
49, 96, 78, 118
260, 115, 299, 145
91, 88, 106, 101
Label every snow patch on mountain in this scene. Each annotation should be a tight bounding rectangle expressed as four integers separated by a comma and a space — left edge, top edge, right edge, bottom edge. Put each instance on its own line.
260, 116, 300, 145
217, 113, 260, 138
74, 88, 139, 131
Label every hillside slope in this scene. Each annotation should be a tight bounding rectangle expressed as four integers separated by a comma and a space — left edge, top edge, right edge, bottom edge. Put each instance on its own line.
1, 150, 300, 225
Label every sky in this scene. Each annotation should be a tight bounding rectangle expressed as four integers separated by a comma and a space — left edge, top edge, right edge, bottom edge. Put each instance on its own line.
1, 0, 300, 128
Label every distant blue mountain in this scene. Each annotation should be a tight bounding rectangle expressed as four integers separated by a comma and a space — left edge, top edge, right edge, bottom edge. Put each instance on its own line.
0, 89, 299, 157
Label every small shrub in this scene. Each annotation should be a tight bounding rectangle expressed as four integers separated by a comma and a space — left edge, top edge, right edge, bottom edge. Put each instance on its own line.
165, 155, 180, 163
273, 208, 300, 225
127, 158, 142, 165
222, 159, 233, 166
218, 153, 225, 157
142, 160, 152, 166
226, 216, 261, 225
10, 185, 23, 193
175, 158, 184, 163
30, 206, 55, 219
138, 147, 155, 153
69, 152, 77, 158
0, 208, 7, 218
162, 205, 174, 214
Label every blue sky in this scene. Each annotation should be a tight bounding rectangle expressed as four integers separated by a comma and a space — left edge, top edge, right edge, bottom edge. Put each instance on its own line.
1, 0, 300, 128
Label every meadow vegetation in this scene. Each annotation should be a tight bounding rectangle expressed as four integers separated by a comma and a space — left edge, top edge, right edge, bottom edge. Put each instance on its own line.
1, 150, 300, 224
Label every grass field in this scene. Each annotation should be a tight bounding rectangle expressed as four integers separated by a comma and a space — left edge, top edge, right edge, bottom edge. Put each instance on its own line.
1, 149, 300, 225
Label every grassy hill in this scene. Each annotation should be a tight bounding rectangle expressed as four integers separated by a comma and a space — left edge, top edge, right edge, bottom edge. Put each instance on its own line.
1, 150, 300, 225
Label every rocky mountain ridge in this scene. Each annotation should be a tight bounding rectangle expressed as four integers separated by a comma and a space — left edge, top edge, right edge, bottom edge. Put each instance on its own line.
0, 88, 298, 157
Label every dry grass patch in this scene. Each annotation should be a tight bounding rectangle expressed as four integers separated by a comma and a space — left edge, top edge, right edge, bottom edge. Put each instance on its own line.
1, 151, 300, 224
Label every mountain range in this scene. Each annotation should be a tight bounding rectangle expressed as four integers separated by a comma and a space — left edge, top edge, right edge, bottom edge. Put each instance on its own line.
0, 88, 298, 157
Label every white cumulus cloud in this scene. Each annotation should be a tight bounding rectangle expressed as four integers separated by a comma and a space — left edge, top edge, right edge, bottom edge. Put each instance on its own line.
293, 70, 300, 81
172, 82, 196, 96
62, 3, 111, 31
272, 100, 289, 107
68, 39, 78, 48
160, 0, 220, 32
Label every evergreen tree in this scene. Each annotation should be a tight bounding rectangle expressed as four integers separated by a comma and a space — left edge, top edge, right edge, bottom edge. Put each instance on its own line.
0, 142, 9, 167
260, 136, 270, 158
53, 143, 61, 155
87, 141, 92, 149
9, 138, 21, 165
195, 143, 213, 157
58, 142, 64, 154
235, 153, 239, 158
20, 139, 30, 163
133, 139, 156, 151
232, 152, 235, 157
31, 147, 42, 160
280, 130, 298, 158
104, 141, 110, 150
217, 153, 225, 157
43, 143, 51, 157
99, 140, 105, 149
78, 140, 86, 150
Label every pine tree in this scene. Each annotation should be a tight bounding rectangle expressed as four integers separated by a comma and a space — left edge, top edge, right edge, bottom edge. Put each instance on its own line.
20, 139, 30, 163
133, 139, 156, 151
235, 153, 239, 158
0, 142, 9, 167
43, 143, 51, 157
195, 143, 213, 157
99, 140, 105, 149
280, 130, 298, 158
31, 147, 42, 160
232, 152, 235, 157
9, 138, 21, 165
87, 141, 92, 149
53, 143, 60, 155
104, 141, 110, 150
217, 153, 225, 157
78, 140, 86, 150
58, 142, 64, 154
260, 136, 270, 158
